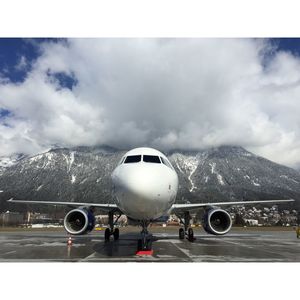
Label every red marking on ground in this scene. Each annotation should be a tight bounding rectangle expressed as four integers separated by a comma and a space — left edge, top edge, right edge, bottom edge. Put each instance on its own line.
135, 250, 153, 256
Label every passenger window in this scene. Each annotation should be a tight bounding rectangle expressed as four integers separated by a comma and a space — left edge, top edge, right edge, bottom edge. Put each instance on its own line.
143, 155, 161, 163
124, 155, 141, 163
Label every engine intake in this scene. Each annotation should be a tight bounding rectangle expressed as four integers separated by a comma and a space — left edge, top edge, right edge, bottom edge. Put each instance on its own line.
202, 208, 232, 235
64, 208, 95, 235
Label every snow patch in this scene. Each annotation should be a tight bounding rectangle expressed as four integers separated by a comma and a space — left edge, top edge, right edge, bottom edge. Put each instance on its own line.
280, 175, 299, 183
217, 174, 225, 186
29, 154, 43, 163
36, 185, 43, 191
41, 152, 55, 168
71, 175, 76, 184
0, 154, 26, 168
173, 154, 199, 192
80, 178, 87, 184
45, 152, 53, 161
63, 151, 76, 172
184, 156, 199, 192
0, 157, 15, 168
174, 157, 184, 174
251, 180, 260, 186
209, 162, 225, 185
243, 153, 253, 157
209, 162, 216, 174
69, 152, 75, 169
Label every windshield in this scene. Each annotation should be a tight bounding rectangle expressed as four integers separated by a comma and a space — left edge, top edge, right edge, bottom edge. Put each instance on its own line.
143, 155, 161, 163
124, 155, 141, 163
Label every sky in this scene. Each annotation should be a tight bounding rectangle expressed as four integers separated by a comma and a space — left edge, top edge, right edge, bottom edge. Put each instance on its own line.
1, 38, 300, 169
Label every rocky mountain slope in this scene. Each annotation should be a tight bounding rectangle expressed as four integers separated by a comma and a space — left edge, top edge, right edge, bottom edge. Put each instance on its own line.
0, 145, 299, 212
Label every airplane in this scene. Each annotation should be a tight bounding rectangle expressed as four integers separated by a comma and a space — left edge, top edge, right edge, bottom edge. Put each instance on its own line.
7, 147, 295, 252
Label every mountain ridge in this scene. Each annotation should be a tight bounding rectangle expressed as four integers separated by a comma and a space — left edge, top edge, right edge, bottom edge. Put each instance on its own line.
0, 145, 299, 212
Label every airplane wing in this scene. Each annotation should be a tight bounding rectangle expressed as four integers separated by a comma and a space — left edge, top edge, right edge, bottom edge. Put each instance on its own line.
171, 199, 295, 213
7, 198, 119, 212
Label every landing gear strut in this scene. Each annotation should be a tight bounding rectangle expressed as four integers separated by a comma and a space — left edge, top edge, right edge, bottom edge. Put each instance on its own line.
178, 212, 195, 242
104, 211, 121, 242
137, 221, 152, 251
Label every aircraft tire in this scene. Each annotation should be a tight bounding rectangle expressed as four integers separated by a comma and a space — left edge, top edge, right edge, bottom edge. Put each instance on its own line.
188, 228, 194, 241
179, 228, 185, 239
137, 239, 142, 251
113, 228, 119, 240
146, 238, 152, 250
104, 228, 110, 241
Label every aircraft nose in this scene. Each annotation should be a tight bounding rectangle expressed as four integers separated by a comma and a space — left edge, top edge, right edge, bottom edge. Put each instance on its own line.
116, 166, 170, 219
121, 167, 163, 200
112, 164, 177, 220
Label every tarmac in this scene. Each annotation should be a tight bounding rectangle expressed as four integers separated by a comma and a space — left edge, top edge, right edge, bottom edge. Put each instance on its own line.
0, 226, 299, 262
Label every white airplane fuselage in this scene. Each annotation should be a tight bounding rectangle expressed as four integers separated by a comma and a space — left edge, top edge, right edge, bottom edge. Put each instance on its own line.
111, 147, 178, 221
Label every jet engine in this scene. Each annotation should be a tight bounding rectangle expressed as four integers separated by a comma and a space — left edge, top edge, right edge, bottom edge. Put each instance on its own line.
202, 208, 232, 235
64, 208, 95, 235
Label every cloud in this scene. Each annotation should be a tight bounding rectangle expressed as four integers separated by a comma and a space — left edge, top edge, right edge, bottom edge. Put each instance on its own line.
1, 38, 300, 168
15, 55, 27, 71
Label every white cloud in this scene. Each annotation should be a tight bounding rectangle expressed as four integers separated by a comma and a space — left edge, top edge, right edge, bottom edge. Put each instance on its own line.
1, 38, 300, 168
15, 55, 27, 71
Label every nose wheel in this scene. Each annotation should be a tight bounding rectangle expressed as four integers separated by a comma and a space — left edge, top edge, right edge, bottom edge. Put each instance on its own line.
137, 238, 152, 251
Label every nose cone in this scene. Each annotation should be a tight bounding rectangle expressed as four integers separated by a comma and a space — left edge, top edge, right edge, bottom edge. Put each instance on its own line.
112, 164, 178, 220
123, 168, 161, 199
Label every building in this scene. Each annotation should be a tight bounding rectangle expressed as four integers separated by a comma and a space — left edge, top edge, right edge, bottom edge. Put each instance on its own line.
0, 211, 24, 226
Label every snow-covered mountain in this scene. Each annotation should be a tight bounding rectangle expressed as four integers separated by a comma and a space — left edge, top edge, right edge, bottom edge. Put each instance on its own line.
0, 153, 27, 173
0, 145, 299, 212
169, 146, 300, 206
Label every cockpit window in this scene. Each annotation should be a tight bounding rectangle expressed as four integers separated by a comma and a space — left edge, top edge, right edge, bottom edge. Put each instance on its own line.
124, 155, 141, 163
160, 156, 174, 169
143, 155, 161, 163
118, 156, 126, 165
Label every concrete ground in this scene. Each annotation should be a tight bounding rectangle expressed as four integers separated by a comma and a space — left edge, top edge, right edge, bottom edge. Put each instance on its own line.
0, 226, 299, 262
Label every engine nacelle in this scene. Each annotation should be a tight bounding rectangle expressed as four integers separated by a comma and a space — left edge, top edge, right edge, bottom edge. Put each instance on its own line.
202, 208, 232, 235
64, 208, 95, 235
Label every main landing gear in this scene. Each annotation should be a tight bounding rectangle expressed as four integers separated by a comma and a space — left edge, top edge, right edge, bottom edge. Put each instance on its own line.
104, 211, 121, 242
137, 221, 152, 252
178, 212, 195, 242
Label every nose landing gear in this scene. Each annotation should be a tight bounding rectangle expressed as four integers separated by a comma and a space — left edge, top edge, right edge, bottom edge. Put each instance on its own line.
136, 221, 153, 255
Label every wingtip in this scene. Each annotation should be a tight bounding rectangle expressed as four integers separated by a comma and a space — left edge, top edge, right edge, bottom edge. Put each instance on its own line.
7, 198, 13, 202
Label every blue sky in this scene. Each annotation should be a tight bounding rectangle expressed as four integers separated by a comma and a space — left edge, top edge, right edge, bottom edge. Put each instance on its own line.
1, 38, 300, 168
275, 38, 300, 55
0, 38, 74, 84
0, 38, 40, 83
